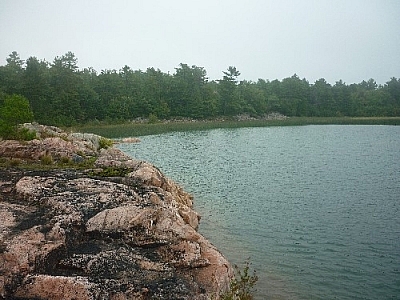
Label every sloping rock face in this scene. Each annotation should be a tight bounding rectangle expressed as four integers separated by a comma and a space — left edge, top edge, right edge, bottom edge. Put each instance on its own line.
0, 125, 232, 299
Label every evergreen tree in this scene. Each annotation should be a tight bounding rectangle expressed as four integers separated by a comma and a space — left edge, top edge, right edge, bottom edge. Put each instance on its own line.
0, 51, 25, 95
49, 51, 82, 124
218, 66, 241, 115
311, 78, 334, 116
23, 56, 51, 122
279, 74, 310, 116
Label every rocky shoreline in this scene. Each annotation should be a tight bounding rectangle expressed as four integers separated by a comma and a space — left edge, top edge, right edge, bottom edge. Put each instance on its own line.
0, 124, 232, 299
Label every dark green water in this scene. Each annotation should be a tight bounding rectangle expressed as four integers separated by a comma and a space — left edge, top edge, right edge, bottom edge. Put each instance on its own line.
118, 125, 400, 299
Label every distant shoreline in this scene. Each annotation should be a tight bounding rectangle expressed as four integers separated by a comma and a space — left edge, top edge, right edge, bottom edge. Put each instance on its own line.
72, 116, 400, 138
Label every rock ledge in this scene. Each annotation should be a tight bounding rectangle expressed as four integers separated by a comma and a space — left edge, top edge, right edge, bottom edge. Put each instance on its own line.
0, 125, 232, 299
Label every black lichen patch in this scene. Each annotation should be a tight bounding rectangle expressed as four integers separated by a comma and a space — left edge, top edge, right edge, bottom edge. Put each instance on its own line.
70, 240, 102, 255
13, 207, 49, 232
4, 273, 27, 299
0, 240, 7, 253
146, 276, 199, 299
36, 245, 67, 274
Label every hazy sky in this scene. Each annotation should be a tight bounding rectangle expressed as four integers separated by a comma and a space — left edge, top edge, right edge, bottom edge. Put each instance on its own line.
1, 0, 399, 84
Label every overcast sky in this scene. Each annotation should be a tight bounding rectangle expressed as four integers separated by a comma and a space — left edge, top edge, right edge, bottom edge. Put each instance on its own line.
0, 0, 399, 84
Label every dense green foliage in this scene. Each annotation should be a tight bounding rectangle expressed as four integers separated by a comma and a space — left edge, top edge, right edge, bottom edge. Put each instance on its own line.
1, 51, 399, 126
0, 93, 34, 139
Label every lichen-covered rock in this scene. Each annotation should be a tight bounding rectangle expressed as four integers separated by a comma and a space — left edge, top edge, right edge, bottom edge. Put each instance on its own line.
95, 147, 197, 223
0, 123, 107, 163
13, 275, 94, 300
0, 125, 232, 299
0, 136, 96, 162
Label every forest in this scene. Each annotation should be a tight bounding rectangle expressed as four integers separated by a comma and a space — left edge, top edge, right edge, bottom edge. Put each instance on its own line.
1, 51, 399, 126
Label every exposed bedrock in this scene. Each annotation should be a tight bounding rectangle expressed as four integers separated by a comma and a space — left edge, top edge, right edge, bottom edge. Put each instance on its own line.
0, 125, 232, 299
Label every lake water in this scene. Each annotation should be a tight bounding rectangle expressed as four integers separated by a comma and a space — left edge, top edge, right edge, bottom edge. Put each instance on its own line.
117, 125, 400, 300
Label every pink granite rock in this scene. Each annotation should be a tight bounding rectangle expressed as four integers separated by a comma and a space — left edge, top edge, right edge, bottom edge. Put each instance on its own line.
0, 125, 232, 299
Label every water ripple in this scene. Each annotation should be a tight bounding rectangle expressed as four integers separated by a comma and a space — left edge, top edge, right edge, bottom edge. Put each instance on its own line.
119, 125, 400, 300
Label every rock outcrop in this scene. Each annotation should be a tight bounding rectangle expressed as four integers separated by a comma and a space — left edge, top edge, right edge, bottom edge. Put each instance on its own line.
0, 123, 101, 163
0, 125, 232, 299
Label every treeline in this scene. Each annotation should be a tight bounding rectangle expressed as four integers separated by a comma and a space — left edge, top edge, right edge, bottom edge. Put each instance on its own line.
0, 51, 399, 126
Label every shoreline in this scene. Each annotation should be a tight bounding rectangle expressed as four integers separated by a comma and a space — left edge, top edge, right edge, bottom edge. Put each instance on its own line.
73, 116, 400, 138
0, 124, 233, 299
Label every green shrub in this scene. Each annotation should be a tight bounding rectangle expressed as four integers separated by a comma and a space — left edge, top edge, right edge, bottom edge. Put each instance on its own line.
99, 137, 113, 149
220, 259, 258, 300
0, 94, 34, 140
16, 127, 37, 141
148, 113, 159, 124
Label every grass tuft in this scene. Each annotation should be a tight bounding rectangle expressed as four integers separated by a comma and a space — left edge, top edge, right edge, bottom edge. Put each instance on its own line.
88, 167, 131, 177
40, 154, 53, 165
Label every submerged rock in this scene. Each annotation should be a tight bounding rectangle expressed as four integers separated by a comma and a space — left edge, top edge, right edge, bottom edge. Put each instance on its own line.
0, 125, 232, 299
